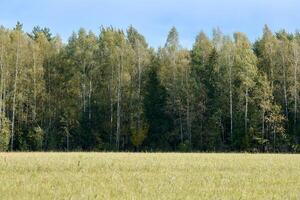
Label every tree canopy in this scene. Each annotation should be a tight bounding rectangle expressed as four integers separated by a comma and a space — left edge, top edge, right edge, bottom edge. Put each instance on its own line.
0, 23, 299, 152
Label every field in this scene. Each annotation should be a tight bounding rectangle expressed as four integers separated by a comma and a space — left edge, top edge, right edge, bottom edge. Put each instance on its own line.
0, 153, 300, 200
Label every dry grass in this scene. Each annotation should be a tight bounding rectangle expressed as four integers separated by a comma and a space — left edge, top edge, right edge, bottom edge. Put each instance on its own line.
0, 153, 300, 199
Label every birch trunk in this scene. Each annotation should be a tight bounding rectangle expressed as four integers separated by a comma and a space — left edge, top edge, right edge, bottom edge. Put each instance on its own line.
262, 108, 265, 148
187, 91, 191, 147
32, 49, 37, 121
46, 60, 51, 149
137, 42, 141, 133
293, 46, 298, 135
11, 33, 20, 151
270, 48, 274, 92
0, 41, 4, 130
116, 53, 123, 150
82, 61, 86, 113
282, 56, 288, 117
89, 79, 92, 122
245, 88, 248, 135
185, 67, 192, 147
109, 62, 114, 148
229, 56, 233, 140
273, 124, 276, 152
179, 105, 183, 144
66, 129, 69, 151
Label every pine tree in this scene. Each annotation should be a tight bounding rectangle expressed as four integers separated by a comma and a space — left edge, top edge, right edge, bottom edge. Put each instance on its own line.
144, 56, 171, 150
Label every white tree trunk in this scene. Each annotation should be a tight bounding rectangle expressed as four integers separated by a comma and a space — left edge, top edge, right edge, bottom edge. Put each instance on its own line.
66, 129, 69, 151
11, 33, 20, 151
282, 56, 288, 117
109, 59, 115, 148
185, 65, 192, 148
179, 104, 183, 143
187, 92, 191, 147
110, 72, 114, 147
137, 42, 142, 133
245, 87, 248, 135
293, 46, 298, 134
273, 124, 276, 152
229, 57, 233, 140
0, 41, 4, 130
262, 90, 266, 140
262, 108, 265, 143
32, 49, 37, 121
116, 53, 123, 150
270, 48, 274, 92
89, 79, 92, 122
82, 61, 86, 113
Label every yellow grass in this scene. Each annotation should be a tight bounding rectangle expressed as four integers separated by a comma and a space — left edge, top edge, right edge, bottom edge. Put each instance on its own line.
0, 153, 300, 199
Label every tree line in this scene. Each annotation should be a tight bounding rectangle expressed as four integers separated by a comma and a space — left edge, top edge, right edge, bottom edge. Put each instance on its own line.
0, 22, 299, 152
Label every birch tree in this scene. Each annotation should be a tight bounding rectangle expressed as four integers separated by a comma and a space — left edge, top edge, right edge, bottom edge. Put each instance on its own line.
234, 32, 258, 149
127, 26, 150, 148
190, 31, 212, 148
219, 36, 235, 144
10, 23, 22, 150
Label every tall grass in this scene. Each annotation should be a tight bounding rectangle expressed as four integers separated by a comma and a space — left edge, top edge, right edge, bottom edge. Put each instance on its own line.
0, 153, 299, 199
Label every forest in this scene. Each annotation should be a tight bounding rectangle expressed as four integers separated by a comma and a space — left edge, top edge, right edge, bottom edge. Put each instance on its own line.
0, 22, 299, 152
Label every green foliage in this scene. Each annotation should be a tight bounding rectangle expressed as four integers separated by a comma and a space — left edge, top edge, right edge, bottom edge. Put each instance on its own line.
143, 57, 171, 149
28, 126, 44, 151
1, 23, 300, 152
28, 26, 53, 41
178, 140, 190, 152
131, 124, 148, 149
0, 116, 10, 151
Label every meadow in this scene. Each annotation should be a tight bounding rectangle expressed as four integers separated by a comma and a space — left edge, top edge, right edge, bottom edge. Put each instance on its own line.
0, 153, 300, 200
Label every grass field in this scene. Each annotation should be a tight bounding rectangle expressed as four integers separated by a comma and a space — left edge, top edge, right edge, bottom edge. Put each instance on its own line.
0, 153, 300, 200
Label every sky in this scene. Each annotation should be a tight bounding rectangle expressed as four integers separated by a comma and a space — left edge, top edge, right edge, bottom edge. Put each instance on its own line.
1, 0, 300, 49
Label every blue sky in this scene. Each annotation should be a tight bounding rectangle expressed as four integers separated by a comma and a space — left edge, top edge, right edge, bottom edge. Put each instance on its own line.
1, 0, 300, 48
